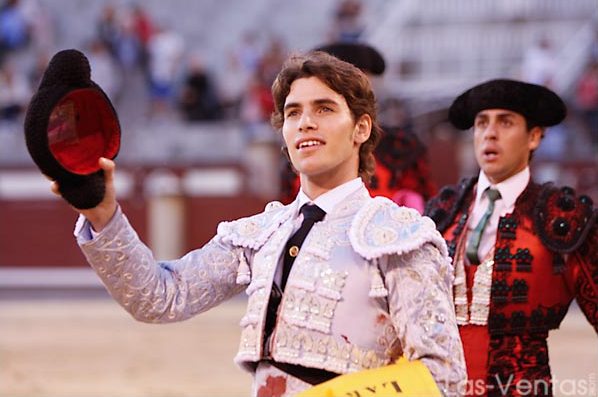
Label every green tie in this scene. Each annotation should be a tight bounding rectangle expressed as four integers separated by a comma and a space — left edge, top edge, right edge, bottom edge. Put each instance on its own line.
466, 188, 501, 264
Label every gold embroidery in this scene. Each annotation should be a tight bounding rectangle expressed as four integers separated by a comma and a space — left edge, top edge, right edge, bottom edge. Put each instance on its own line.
273, 325, 389, 374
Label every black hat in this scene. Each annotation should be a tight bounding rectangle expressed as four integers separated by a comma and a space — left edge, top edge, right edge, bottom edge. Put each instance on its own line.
314, 42, 386, 76
24, 49, 121, 209
448, 79, 567, 130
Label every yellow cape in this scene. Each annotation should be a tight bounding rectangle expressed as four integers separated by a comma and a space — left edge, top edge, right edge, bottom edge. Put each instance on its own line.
296, 357, 441, 397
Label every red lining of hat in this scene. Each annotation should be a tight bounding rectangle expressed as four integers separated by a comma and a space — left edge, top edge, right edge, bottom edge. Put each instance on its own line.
48, 88, 120, 175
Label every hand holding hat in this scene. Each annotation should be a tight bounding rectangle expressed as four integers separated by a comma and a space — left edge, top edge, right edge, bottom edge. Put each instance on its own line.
24, 49, 121, 209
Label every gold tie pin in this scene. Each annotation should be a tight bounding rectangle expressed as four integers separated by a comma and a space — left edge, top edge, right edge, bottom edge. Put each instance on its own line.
289, 246, 299, 257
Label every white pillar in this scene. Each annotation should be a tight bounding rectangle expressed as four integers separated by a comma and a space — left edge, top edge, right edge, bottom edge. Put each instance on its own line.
145, 170, 185, 260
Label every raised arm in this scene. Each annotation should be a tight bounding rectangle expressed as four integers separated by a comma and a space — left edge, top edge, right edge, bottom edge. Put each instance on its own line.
53, 157, 246, 323
76, 206, 246, 323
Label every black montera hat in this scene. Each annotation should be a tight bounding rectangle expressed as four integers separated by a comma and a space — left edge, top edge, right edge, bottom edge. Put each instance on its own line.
24, 49, 120, 209
448, 79, 567, 130
314, 42, 386, 76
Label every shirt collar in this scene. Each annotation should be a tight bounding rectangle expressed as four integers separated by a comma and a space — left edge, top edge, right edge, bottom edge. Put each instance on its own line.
297, 178, 364, 215
476, 167, 530, 208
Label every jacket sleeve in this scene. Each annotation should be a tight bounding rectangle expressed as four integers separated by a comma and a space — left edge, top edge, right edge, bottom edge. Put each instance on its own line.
570, 219, 598, 333
381, 243, 466, 397
76, 206, 246, 323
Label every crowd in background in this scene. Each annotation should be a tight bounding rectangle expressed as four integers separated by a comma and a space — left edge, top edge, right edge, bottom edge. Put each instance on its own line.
1, 0, 596, 140
0, 0, 596, 202
0, 0, 290, 129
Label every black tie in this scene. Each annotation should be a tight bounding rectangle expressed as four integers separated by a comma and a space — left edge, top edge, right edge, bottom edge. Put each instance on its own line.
280, 204, 326, 291
263, 203, 326, 355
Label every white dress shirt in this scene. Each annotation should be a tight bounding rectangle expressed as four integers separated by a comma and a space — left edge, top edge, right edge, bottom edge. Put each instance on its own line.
468, 167, 530, 263
273, 177, 365, 284
296, 177, 364, 215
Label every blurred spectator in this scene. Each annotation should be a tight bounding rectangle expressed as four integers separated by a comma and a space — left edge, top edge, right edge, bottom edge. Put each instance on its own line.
91, 4, 157, 124
87, 39, 119, 101
0, 56, 31, 122
20, 0, 54, 53
239, 61, 279, 200
147, 23, 184, 117
114, 15, 142, 73
327, 0, 365, 42
0, 0, 30, 61
179, 54, 223, 122
218, 30, 264, 117
96, 4, 119, 59
575, 61, 598, 149
259, 36, 287, 85
590, 27, 598, 63
218, 54, 242, 117
239, 70, 274, 142
129, 3, 154, 79
235, 30, 263, 76
521, 37, 556, 87
237, 36, 283, 138
27, 48, 47, 88
112, 14, 143, 104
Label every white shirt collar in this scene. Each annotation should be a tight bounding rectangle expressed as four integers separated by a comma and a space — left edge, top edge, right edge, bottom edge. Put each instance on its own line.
297, 178, 364, 215
476, 167, 530, 209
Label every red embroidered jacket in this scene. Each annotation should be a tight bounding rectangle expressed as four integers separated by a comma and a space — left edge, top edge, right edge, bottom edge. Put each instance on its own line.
425, 177, 597, 396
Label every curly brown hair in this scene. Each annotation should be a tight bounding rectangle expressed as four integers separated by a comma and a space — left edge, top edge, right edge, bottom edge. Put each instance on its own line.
271, 51, 382, 183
